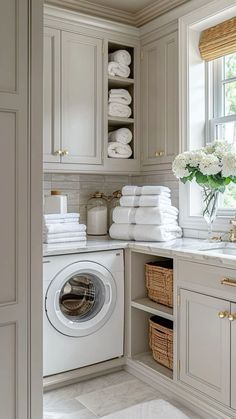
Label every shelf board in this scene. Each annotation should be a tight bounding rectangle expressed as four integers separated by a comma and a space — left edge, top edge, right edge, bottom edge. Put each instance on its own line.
131, 298, 173, 321
108, 75, 134, 87
108, 116, 134, 126
133, 352, 173, 380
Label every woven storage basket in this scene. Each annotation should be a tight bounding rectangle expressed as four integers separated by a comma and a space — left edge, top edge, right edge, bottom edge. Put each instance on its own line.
145, 260, 173, 307
149, 315, 173, 370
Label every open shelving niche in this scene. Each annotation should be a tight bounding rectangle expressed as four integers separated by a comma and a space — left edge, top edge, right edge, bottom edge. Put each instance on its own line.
107, 41, 136, 160
127, 250, 174, 381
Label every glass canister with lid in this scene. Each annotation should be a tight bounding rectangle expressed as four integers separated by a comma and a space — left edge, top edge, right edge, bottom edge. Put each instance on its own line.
87, 192, 108, 235
109, 190, 122, 227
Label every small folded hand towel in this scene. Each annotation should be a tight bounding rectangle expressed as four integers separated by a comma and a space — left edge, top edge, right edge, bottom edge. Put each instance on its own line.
120, 195, 171, 207
112, 206, 178, 225
108, 62, 130, 78
43, 213, 80, 223
108, 50, 131, 66
43, 223, 86, 234
108, 142, 132, 159
108, 128, 132, 145
44, 232, 86, 240
108, 103, 132, 118
109, 223, 182, 242
44, 236, 87, 244
122, 185, 170, 196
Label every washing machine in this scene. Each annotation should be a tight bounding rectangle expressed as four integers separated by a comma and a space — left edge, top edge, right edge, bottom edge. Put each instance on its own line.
43, 249, 124, 376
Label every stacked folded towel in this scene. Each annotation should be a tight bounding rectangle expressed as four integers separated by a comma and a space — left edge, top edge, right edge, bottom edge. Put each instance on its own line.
108, 49, 131, 78
109, 185, 182, 242
108, 127, 133, 158
108, 89, 132, 118
43, 213, 87, 245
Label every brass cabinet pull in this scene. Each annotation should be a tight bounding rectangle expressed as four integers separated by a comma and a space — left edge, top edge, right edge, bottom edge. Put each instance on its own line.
62, 149, 69, 156
228, 313, 236, 322
155, 151, 164, 157
221, 278, 236, 287
218, 311, 229, 319
54, 149, 62, 156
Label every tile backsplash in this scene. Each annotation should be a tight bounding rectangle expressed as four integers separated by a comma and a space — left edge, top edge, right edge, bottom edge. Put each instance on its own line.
43, 171, 179, 224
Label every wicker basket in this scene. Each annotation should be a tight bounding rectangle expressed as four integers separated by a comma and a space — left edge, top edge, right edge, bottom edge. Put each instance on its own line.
149, 316, 173, 370
145, 260, 173, 307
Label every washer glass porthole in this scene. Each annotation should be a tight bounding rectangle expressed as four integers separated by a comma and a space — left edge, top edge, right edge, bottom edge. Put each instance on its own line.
59, 273, 106, 322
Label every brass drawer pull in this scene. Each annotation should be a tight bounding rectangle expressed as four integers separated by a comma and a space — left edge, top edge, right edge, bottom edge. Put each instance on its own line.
218, 311, 229, 319
228, 313, 236, 322
221, 278, 236, 287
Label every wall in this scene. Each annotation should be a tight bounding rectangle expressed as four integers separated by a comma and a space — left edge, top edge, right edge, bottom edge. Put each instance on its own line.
43, 171, 179, 224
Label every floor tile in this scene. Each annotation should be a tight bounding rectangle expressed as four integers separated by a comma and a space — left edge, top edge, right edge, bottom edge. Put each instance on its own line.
76, 378, 161, 417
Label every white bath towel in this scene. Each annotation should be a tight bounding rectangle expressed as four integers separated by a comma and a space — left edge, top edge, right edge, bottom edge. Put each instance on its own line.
112, 206, 178, 225
44, 232, 87, 240
108, 103, 132, 118
43, 223, 86, 234
120, 195, 171, 207
109, 223, 182, 241
108, 50, 131, 66
109, 89, 132, 105
44, 236, 87, 244
122, 185, 170, 196
108, 128, 132, 145
108, 62, 130, 78
43, 213, 80, 223
108, 142, 132, 159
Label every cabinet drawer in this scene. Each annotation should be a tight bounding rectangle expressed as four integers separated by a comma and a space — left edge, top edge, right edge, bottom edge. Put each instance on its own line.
177, 259, 236, 299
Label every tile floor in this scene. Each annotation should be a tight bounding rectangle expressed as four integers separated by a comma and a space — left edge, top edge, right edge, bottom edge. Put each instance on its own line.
43, 370, 205, 419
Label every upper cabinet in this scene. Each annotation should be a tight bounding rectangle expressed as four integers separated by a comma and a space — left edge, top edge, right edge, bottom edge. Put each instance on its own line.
141, 31, 179, 169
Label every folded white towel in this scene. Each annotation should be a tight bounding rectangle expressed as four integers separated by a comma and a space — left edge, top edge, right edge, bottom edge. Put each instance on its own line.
108, 62, 130, 78
108, 142, 132, 159
109, 223, 182, 242
108, 50, 131, 66
44, 236, 87, 244
43, 217, 79, 224
43, 223, 86, 234
108, 128, 132, 145
109, 89, 132, 105
120, 195, 171, 207
44, 232, 87, 240
43, 213, 80, 223
122, 185, 170, 196
108, 103, 131, 118
112, 206, 178, 225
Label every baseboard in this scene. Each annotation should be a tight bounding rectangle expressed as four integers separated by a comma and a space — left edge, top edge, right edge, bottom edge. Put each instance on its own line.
43, 357, 125, 392
125, 358, 234, 419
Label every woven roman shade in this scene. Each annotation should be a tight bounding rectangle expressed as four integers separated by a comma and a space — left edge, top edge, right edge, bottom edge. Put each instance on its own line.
199, 16, 236, 61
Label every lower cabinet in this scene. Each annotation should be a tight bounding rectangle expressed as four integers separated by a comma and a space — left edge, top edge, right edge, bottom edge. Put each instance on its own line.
231, 303, 236, 410
179, 289, 231, 405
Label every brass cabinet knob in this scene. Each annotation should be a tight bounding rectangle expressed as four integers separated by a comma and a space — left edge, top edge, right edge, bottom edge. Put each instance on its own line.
155, 151, 164, 157
228, 313, 236, 322
54, 149, 62, 156
62, 149, 69, 156
218, 311, 229, 319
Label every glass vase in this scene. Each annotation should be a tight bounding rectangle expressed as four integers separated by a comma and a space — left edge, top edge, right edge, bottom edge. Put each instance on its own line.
202, 187, 220, 241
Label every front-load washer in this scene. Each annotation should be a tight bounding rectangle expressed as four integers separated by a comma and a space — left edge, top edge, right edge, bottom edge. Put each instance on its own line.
43, 249, 124, 376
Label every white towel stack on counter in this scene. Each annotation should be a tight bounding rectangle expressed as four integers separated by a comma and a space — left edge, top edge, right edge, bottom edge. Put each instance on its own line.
108, 49, 131, 78
109, 185, 182, 242
108, 127, 133, 159
108, 89, 132, 118
43, 213, 87, 245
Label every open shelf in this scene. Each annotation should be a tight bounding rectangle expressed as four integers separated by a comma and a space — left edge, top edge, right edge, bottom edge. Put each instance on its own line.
131, 298, 173, 321
108, 116, 134, 126
108, 75, 134, 87
133, 352, 173, 380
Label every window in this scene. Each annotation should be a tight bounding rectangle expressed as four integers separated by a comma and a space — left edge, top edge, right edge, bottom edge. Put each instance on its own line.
208, 52, 236, 210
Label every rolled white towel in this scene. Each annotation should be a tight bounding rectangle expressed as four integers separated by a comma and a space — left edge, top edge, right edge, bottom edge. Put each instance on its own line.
108, 142, 132, 159
108, 128, 132, 145
108, 103, 131, 118
109, 223, 182, 242
108, 50, 131, 66
122, 185, 170, 196
43, 223, 86, 234
108, 62, 130, 78
109, 89, 132, 105
120, 195, 171, 207
112, 206, 178, 225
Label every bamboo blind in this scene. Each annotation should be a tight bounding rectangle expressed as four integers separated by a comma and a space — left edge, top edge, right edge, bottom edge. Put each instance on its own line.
199, 16, 236, 61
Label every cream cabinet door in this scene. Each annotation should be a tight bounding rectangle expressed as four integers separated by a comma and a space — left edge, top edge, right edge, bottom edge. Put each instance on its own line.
61, 31, 103, 164
231, 302, 236, 410
179, 289, 230, 405
141, 32, 178, 167
43, 27, 61, 162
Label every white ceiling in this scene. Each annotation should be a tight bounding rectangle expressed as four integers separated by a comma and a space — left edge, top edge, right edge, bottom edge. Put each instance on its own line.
89, 0, 156, 13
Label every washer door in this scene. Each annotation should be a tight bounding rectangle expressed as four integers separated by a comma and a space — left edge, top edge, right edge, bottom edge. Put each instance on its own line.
45, 261, 116, 337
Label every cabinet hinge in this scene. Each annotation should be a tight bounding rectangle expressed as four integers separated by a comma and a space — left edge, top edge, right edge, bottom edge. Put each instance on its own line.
177, 359, 181, 375
141, 50, 144, 60
177, 293, 181, 307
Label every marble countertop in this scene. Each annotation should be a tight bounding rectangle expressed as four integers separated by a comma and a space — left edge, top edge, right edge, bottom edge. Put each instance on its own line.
43, 236, 236, 268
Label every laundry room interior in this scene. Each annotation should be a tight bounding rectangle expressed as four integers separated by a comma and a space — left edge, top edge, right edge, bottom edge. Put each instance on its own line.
2, 0, 236, 419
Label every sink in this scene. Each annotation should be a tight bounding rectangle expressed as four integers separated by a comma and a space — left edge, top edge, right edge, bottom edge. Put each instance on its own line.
200, 245, 236, 256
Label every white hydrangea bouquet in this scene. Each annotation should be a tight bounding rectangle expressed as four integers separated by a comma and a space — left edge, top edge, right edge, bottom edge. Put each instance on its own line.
172, 141, 236, 237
